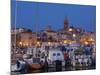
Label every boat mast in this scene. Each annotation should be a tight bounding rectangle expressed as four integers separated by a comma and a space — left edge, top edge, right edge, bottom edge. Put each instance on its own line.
13, 0, 18, 60
35, 2, 39, 58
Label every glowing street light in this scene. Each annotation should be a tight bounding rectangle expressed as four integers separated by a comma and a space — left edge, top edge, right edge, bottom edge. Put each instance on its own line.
64, 40, 67, 44
68, 28, 73, 32
84, 41, 88, 45
73, 34, 76, 37
89, 38, 94, 41
48, 42, 51, 45
36, 41, 41, 47
37, 41, 40, 45
19, 42, 22, 46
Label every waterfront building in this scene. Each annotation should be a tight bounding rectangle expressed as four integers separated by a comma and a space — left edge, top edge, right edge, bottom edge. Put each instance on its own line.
11, 28, 37, 48
80, 32, 95, 45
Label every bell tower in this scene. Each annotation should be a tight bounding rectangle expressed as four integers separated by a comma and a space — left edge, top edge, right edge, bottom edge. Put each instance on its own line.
64, 18, 69, 30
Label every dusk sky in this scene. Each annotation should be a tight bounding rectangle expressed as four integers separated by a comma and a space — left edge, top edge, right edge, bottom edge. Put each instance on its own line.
11, 1, 96, 32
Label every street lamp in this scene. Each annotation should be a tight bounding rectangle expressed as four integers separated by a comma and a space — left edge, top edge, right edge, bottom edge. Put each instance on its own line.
36, 41, 41, 47
84, 41, 88, 45
48, 42, 51, 45
19, 41, 22, 45
37, 41, 40, 44
19, 41, 22, 47
89, 38, 94, 41
73, 34, 76, 37
64, 40, 67, 44
69, 28, 73, 32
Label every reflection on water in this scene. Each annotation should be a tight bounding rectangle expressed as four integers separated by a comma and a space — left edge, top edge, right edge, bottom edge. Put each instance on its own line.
11, 65, 95, 75
40, 66, 95, 73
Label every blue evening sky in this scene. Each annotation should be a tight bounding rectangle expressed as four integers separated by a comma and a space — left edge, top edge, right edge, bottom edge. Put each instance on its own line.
11, 1, 96, 32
